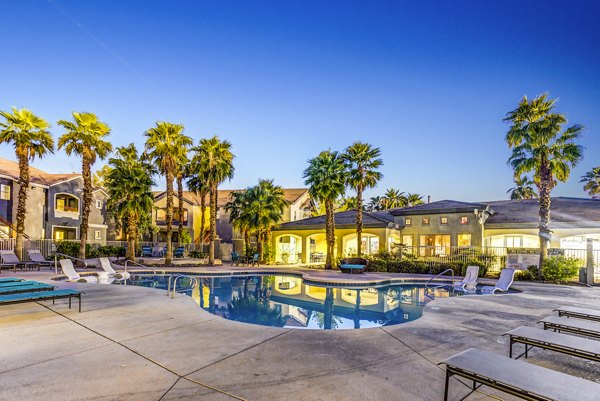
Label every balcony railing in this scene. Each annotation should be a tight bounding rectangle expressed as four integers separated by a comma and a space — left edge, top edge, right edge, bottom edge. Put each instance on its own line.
156, 219, 188, 226
55, 205, 79, 213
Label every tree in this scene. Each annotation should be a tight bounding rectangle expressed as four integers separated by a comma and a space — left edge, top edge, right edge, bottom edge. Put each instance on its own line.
92, 165, 112, 188
580, 167, 600, 197
342, 142, 383, 257
191, 136, 235, 265
406, 193, 425, 207
337, 196, 358, 212
505, 94, 583, 275
367, 196, 382, 212
507, 175, 538, 200
175, 152, 190, 241
187, 172, 210, 245
105, 144, 155, 261
303, 150, 347, 269
57, 112, 113, 262
380, 188, 407, 209
225, 190, 252, 255
144, 122, 192, 265
0, 108, 54, 258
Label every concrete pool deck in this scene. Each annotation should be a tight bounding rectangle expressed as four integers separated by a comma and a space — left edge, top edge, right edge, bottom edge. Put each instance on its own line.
1, 269, 599, 400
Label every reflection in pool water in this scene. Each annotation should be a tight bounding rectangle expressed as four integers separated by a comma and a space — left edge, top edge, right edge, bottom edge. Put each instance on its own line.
118, 274, 464, 330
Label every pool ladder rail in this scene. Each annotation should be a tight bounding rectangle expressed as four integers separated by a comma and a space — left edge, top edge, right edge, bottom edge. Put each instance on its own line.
167, 275, 199, 299
424, 268, 455, 299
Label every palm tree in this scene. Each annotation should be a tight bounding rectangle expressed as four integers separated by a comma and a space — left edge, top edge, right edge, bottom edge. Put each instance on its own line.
580, 167, 600, 197
367, 196, 382, 212
507, 175, 538, 200
505, 94, 583, 274
105, 144, 155, 261
338, 196, 358, 211
303, 150, 347, 269
57, 112, 112, 261
406, 193, 425, 207
191, 136, 235, 265
175, 153, 190, 241
144, 122, 192, 265
342, 142, 383, 257
187, 172, 210, 245
380, 188, 407, 209
0, 108, 54, 258
244, 179, 290, 261
225, 190, 252, 255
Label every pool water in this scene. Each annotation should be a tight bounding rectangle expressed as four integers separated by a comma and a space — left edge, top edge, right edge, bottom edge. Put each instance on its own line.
118, 274, 467, 330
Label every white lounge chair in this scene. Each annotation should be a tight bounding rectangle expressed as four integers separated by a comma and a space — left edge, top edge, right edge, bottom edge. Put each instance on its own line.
59, 259, 97, 283
454, 265, 479, 292
98, 257, 130, 280
481, 268, 516, 294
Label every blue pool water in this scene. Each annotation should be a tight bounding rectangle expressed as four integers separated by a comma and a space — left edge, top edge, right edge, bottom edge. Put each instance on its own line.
117, 274, 468, 330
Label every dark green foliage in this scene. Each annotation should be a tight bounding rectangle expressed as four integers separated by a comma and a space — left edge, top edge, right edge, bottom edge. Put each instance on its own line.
189, 250, 206, 259
541, 256, 582, 283
96, 245, 126, 257
515, 265, 538, 281
56, 241, 125, 258
365, 251, 490, 277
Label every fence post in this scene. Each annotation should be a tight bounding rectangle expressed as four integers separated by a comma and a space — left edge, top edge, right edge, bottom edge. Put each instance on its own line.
587, 239, 594, 285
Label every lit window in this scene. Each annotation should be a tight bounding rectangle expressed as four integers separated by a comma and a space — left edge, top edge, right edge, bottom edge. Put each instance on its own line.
402, 235, 413, 247
405, 218, 412, 226
95, 200, 102, 209
440, 217, 448, 225
422, 217, 430, 225
460, 216, 469, 225
458, 234, 472, 247
506, 235, 522, 248
0, 184, 10, 200
94, 230, 101, 240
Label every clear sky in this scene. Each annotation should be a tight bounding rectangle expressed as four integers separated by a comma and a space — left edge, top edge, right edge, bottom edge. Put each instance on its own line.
1, 0, 598, 202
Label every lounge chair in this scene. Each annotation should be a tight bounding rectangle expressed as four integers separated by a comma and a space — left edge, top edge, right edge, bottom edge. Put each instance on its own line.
554, 305, 600, 323
339, 258, 368, 274
26, 249, 54, 270
453, 265, 479, 292
98, 257, 130, 280
439, 348, 600, 401
0, 250, 38, 271
480, 268, 515, 294
505, 326, 600, 362
0, 282, 55, 295
0, 278, 23, 283
250, 253, 259, 267
0, 289, 83, 312
141, 246, 153, 257
0, 280, 49, 288
174, 246, 185, 258
231, 252, 240, 266
59, 259, 98, 283
539, 316, 600, 340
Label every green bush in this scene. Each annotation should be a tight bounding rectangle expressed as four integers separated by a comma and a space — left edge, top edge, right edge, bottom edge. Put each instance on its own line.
97, 245, 126, 257
56, 241, 123, 259
365, 252, 489, 277
189, 250, 206, 259
541, 256, 581, 283
515, 265, 538, 281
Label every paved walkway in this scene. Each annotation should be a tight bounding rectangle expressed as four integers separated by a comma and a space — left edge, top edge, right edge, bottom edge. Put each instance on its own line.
1, 270, 599, 400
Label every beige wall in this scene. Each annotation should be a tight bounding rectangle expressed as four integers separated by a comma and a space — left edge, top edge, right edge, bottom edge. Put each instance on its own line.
394, 212, 483, 248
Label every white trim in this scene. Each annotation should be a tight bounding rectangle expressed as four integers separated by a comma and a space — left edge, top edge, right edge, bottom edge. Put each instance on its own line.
0, 174, 50, 189
88, 224, 108, 228
48, 176, 82, 186
92, 188, 110, 197
53, 192, 80, 218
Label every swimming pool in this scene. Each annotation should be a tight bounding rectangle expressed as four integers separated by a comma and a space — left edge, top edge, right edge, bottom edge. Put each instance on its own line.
117, 273, 476, 330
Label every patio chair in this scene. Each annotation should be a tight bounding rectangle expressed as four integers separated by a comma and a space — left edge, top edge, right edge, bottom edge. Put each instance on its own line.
231, 252, 240, 266
141, 246, 153, 257
439, 348, 600, 401
98, 257, 130, 280
539, 315, 600, 340
339, 258, 368, 274
59, 259, 98, 283
481, 268, 515, 294
0, 282, 55, 295
250, 253, 259, 267
505, 326, 600, 362
0, 250, 38, 271
453, 265, 479, 292
26, 249, 54, 270
554, 305, 600, 322
0, 289, 83, 312
0, 278, 23, 283
174, 246, 185, 258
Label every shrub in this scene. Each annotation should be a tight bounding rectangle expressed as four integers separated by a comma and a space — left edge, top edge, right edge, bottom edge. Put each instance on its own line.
515, 265, 538, 281
541, 256, 581, 283
365, 252, 489, 277
97, 245, 126, 257
189, 250, 206, 259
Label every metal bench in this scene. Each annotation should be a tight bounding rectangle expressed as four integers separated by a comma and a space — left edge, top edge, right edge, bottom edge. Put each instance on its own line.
439, 348, 600, 401
539, 316, 600, 339
0, 289, 83, 312
506, 326, 600, 362
0, 283, 55, 295
554, 305, 600, 323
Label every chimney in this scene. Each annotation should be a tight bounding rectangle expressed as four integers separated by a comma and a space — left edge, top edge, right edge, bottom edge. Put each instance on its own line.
427, 195, 431, 204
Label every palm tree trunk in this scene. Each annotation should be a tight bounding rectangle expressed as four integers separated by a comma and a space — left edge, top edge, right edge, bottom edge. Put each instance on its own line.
79, 156, 92, 264
126, 212, 137, 262
537, 162, 553, 279
15, 150, 29, 260
257, 228, 263, 261
200, 191, 206, 247
165, 169, 174, 265
208, 183, 217, 265
323, 287, 334, 330
244, 229, 249, 256
177, 175, 184, 239
325, 198, 335, 269
356, 182, 363, 257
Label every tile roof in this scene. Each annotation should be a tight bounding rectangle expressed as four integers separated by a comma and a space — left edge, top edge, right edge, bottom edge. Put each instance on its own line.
0, 158, 80, 186
389, 200, 486, 216
154, 188, 309, 207
275, 209, 396, 230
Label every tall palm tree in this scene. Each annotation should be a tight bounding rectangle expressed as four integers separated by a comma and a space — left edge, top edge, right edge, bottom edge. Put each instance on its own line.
244, 179, 290, 261
175, 153, 190, 241
505, 94, 583, 273
580, 167, 600, 197
338, 196, 358, 211
144, 122, 192, 265
342, 142, 383, 257
187, 172, 210, 245
380, 188, 407, 209
191, 136, 235, 265
105, 144, 155, 261
507, 175, 538, 200
303, 150, 347, 269
225, 190, 252, 255
406, 193, 425, 207
367, 196, 382, 212
0, 108, 54, 258
57, 112, 113, 261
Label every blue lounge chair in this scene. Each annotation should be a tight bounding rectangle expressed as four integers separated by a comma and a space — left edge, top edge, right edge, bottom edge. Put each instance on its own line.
250, 253, 259, 267
0, 278, 24, 284
174, 246, 185, 258
0, 280, 49, 288
0, 283, 55, 295
339, 258, 368, 274
141, 246, 153, 257
231, 252, 240, 266
0, 289, 83, 312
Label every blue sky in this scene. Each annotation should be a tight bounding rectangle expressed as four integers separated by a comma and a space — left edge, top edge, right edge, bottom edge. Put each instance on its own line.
1, 0, 598, 201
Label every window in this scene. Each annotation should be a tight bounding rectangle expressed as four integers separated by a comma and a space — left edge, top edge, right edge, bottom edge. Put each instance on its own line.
440, 217, 448, 225
421, 217, 430, 225
0, 184, 10, 200
458, 234, 472, 247
460, 216, 469, 225
94, 230, 101, 240
95, 200, 102, 209
404, 218, 412, 226
505, 235, 522, 248
419, 235, 451, 256
55, 195, 78, 213
402, 235, 413, 247
0, 225, 9, 239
